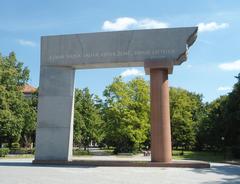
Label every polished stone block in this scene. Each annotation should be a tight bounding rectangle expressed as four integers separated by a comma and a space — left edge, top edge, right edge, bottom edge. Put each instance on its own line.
41, 27, 197, 69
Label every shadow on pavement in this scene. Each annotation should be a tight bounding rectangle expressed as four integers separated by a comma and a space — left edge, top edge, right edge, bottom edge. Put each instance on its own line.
190, 164, 240, 184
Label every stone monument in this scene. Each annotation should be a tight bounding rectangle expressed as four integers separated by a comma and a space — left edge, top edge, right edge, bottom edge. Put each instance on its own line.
34, 27, 198, 164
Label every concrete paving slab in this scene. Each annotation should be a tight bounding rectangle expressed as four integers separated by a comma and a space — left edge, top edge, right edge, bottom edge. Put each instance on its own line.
0, 159, 239, 184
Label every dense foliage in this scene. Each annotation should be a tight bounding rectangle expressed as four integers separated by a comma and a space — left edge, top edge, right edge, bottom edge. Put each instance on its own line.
170, 87, 205, 150
0, 52, 36, 148
196, 74, 240, 157
101, 77, 150, 153
74, 88, 103, 150
0, 148, 9, 157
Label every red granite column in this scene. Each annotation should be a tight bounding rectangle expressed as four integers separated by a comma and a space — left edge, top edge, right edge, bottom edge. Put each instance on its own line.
150, 68, 172, 162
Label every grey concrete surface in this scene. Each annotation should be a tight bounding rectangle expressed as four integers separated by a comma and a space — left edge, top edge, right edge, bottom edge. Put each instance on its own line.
41, 27, 197, 68
0, 159, 239, 184
35, 66, 75, 161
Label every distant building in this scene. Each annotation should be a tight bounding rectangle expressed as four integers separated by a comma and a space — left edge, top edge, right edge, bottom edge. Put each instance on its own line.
22, 84, 37, 98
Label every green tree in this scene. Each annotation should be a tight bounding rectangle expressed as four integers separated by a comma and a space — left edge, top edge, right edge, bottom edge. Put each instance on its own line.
102, 77, 150, 153
196, 95, 228, 151
170, 87, 204, 150
196, 73, 240, 158
0, 52, 30, 148
20, 90, 38, 148
74, 88, 103, 150
224, 73, 240, 157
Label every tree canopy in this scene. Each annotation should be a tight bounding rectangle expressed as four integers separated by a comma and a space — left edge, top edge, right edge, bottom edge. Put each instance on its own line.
196, 74, 240, 157
170, 87, 205, 150
102, 77, 150, 153
0, 52, 36, 148
74, 88, 103, 150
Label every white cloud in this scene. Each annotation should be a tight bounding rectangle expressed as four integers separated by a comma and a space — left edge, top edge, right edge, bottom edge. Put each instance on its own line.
219, 60, 240, 71
136, 19, 168, 29
217, 86, 232, 91
102, 17, 137, 31
197, 22, 229, 32
120, 68, 144, 77
102, 17, 168, 31
17, 39, 36, 47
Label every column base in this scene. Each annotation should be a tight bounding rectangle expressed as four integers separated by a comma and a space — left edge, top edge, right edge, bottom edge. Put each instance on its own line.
32, 159, 72, 164
32, 159, 210, 168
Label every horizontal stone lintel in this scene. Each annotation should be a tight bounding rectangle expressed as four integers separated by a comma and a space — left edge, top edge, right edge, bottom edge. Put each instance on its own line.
41, 27, 197, 69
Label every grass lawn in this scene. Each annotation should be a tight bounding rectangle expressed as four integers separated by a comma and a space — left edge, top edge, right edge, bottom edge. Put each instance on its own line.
173, 150, 226, 162
73, 149, 93, 156
1, 149, 238, 164
1, 154, 34, 159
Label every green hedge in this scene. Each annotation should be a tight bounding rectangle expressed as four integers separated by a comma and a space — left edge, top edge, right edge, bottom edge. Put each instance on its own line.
73, 149, 91, 156
11, 143, 20, 149
10, 148, 35, 154
0, 148, 10, 157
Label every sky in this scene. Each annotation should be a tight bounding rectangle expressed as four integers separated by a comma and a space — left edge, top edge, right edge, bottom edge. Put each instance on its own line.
0, 0, 239, 102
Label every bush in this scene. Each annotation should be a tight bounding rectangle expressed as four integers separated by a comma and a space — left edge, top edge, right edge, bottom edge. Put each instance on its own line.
0, 148, 10, 157
73, 149, 91, 156
12, 143, 20, 149
10, 148, 35, 154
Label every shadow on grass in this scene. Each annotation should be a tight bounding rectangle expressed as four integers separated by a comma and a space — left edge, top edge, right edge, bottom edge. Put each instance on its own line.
173, 150, 225, 162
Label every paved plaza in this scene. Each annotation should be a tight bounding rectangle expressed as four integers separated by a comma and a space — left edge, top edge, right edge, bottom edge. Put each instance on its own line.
0, 159, 239, 184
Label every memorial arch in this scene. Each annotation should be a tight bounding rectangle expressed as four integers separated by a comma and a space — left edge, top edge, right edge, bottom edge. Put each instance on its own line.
34, 27, 198, 164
